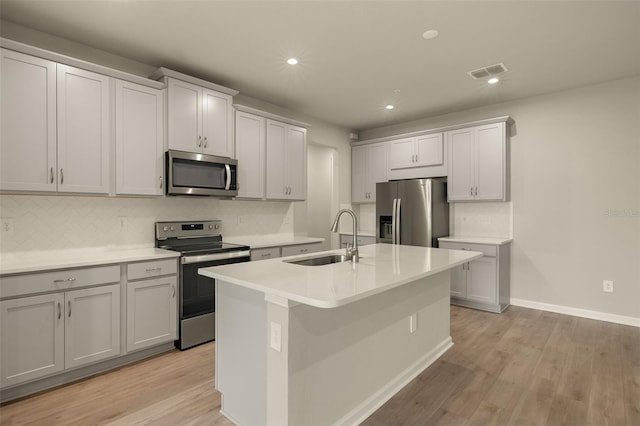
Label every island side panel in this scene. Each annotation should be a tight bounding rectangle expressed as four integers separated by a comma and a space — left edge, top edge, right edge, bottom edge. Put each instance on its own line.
279, 270, 452, 426
216, 281, 267, 425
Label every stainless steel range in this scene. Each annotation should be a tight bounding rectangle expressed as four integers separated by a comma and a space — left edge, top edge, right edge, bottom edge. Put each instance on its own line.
155, 220, 250, 350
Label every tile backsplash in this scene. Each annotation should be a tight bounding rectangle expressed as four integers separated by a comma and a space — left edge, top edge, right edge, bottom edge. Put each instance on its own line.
0, 195, 294, 253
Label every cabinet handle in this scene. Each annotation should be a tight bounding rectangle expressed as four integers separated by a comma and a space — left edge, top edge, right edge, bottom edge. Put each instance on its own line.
50, 167, 55, 184
261, 253, 271, 258
475, 187, 478, 196
53, 277, 76, 284
146, 267, 162, 273
57, 302, 61, 319
68, 300, 71, 318
60, 168, 64, 185
172, 284, 176, 298
159, 176, 163, 189
203, 136, 208, 148
198, 136, 202, 147
415, 154, 418, 163
470, 187, 473, 196
301, 249, 308, 253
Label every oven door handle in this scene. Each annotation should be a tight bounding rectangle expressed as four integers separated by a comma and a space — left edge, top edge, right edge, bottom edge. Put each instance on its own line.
181, 250, 251, 264
225, 164, 231, 190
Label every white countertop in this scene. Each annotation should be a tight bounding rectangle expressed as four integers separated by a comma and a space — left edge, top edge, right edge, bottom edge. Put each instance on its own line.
0, 247, 180, 275
226, 235, 324, 249
200, 243, 482, 309
438, 236, 513, 245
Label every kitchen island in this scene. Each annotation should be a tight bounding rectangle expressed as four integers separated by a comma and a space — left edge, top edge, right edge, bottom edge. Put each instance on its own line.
199, 243, 482, 426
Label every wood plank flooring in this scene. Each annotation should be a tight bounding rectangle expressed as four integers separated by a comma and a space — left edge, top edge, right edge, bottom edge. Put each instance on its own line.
1, 305, 638, 425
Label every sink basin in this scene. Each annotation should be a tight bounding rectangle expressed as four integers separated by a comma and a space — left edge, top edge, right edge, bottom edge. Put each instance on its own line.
284, 254, 354, 266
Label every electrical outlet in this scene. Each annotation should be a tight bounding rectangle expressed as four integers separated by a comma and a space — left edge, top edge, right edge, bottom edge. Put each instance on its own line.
1, 218, 15, 233
603, 280, 614, 293
270, 321, 282, 352
409, 313, 417, 333
117, 216, 128, 229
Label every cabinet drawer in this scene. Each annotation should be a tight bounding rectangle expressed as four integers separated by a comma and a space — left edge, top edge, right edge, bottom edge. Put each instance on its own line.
281, 243, 321, 257
250, 247, 281, 261
439, 241, 497, 257
127, 258, 178, 281
340, 235, 376, 248
0, 265, 121, 299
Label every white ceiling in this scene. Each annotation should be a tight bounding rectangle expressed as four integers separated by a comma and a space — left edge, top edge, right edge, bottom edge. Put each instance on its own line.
1, 1, 638, 131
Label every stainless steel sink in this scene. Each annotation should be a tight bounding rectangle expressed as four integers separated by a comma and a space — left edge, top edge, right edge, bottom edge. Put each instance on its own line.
284, 254, 354, 266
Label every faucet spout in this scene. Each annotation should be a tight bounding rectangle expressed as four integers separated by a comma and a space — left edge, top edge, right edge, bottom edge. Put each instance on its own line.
330, 209, 359, 262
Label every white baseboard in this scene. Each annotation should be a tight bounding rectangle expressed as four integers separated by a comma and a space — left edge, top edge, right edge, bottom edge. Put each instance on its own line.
337, 336, 454, 426
510, 298, 640, 328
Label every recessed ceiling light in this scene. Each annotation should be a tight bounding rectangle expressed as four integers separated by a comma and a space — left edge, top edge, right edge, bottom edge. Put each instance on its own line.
488, 77, 500, 84
287, 58, 298, 65
385, 105, 395, 110
422, 30, 439, 40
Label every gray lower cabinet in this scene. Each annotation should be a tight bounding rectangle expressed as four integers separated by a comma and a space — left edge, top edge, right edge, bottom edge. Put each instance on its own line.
339, 234, 376, 248
439, 240, 511, 313
250, 242, 321, 261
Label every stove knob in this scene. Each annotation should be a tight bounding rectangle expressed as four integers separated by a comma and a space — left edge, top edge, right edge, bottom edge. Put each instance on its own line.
209, 225, 214, 230
163, 226, 168, 231
170, 226, 175, 231
214, 224, 220, 230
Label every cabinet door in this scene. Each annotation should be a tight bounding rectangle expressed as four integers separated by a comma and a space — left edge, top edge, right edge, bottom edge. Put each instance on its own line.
115, 81, 164, 195
0, 49, 57, 192
65, 284, 121, 369
415, 133, 443, 166
127, 276, 177, 352
367, 143, 388, 202
235, 111, 265, 199
202, 89, 233, 158
351, 145, 368, 203
286, 125, 307, 200
466, 257, 497, 305
474, 123, 505, 201
449, 264, 467, 298
265, 120, 287, 199
167, 78, 202, 153
0, 293, 64, 387
447, 128, 475, 201
57, 64, 111, 194
388, 138, 416, 169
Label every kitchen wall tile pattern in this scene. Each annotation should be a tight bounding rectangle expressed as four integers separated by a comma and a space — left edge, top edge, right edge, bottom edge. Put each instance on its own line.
0, 195, 293, 253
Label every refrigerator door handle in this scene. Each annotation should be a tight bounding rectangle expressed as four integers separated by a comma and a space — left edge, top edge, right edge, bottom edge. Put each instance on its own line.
392, 198, 397, 244
396, 198, 401, 244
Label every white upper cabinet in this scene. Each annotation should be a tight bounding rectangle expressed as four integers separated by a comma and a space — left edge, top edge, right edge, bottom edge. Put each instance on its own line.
265, 119, 307, 200
235, 111, 266, 199
115, 80, 164, 196
167, 78, 234, 158
57, 64, 111, 194
352, 142, 387, 203
389, 133, 443, 169
447, 122, 507, 202
0, 49, 57, 192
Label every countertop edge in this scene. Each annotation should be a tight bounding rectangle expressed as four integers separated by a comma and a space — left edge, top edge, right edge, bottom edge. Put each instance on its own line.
226, 236, 324, 249
0, 249, 180, 276
438, 236, 513, 245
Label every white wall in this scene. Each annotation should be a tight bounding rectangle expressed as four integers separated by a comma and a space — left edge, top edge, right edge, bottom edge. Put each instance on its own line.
360, 76, 640, 321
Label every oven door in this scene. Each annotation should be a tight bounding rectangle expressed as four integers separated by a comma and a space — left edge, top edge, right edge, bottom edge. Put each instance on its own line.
180, 251, 250, 320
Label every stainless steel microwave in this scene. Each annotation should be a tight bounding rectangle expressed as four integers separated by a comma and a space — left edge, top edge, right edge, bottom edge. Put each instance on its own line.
166, 150, 238, 197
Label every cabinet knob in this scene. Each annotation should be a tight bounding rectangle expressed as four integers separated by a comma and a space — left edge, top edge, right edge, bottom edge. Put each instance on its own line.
198, 136, 202, 147
60, 168, 64, 185
159, 176, 163, 189
203, 137, 208, 148
50, 167, 55, 184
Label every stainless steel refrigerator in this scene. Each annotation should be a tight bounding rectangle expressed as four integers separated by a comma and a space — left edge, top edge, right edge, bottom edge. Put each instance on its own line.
376, 179, 449, 247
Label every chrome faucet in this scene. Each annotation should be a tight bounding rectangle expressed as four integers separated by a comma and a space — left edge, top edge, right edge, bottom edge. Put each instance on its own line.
330, 209, 359, 262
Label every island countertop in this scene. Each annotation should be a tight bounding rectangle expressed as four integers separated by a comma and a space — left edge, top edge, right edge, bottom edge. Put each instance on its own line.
199, 243, 482, 308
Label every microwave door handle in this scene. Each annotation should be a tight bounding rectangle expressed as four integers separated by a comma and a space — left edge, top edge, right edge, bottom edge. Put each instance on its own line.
224, 164, 231, 190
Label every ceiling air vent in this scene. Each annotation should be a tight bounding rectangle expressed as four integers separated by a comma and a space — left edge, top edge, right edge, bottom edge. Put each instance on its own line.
467, 63, 508, 80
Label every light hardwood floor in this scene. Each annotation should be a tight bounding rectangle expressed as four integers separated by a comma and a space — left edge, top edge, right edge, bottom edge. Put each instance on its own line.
1, 305, 639, 425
